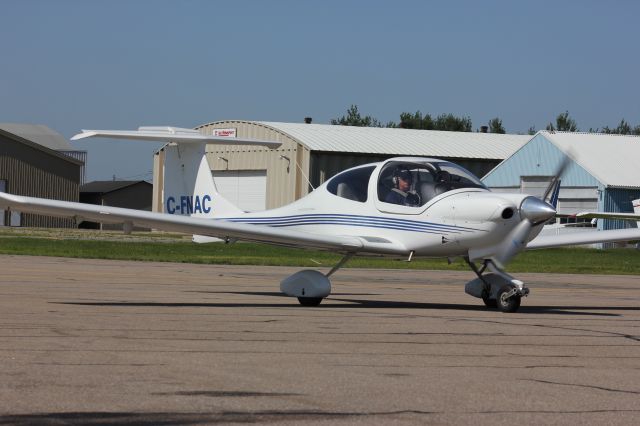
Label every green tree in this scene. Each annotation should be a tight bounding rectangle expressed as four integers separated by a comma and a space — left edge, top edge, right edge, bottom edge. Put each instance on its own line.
399, 111, 434, 129
433, 113, 472, 132
331, 105, 382, 127
598, 119, 640, 135
616, 119, 632, 135
332, 106, 472, 132
398, 111, 473, 131
528, 126, 536, 135
546, 111, 578, 132
488, 117, 506, 134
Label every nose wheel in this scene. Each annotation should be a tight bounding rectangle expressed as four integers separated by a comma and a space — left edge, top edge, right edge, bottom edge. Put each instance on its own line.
496, 284, 522, 313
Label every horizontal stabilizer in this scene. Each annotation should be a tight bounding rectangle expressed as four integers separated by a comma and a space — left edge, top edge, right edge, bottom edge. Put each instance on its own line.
71, 127, 282, 149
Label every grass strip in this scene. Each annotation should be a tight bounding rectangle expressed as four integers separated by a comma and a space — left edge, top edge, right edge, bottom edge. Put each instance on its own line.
0, 236, 638, 274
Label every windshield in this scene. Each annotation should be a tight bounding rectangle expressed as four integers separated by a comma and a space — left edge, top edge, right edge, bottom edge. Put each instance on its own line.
378, 160, 486, 206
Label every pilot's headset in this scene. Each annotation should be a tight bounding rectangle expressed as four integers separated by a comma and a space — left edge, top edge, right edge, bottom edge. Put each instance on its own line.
392, 167, 412, 187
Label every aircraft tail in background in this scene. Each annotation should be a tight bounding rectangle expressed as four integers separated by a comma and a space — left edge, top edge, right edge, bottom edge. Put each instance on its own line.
545, 179, 561, 209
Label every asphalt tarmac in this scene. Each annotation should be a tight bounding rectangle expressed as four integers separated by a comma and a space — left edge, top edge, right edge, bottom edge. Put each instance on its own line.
0, 255, 639, 425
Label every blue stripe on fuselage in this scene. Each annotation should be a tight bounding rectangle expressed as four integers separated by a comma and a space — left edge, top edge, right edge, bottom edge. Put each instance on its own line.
225, 213, 482, 234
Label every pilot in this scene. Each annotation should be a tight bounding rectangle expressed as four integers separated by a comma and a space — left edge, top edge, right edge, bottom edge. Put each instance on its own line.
385, 168, 421, 206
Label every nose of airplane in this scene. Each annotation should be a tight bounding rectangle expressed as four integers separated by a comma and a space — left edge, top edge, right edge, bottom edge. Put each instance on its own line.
520, 196, 556, 225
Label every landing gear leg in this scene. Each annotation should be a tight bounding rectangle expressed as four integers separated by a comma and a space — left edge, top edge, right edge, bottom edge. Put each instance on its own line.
326, 252, 355, 278
465, 258, 495, 307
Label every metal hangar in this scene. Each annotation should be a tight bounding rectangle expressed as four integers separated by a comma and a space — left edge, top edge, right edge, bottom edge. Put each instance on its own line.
152, 120, 529, 213
482, 131, 640, 233
0, 123, 85, 227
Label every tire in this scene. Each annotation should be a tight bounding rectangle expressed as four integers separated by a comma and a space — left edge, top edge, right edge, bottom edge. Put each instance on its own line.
496, 285, 521, 313
297, 297, 323, 306
482, 290, 497, 308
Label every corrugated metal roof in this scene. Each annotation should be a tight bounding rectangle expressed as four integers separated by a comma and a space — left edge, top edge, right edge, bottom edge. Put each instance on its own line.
0, 123, 74, 151
255, 121, 530, 160
481, 133, 600, 187
81, 180, 151, 194
542, 131, 640, 189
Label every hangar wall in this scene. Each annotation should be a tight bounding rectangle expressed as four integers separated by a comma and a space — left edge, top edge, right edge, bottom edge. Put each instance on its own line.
310, 152, 500, 189
80, 181, 153, 231
309, 152, 387, 189
600, 188, 640, 231
196, 121, 310, 210
151, 120, 529, 213
482, 134, 600, 215
0, 129, 81, 227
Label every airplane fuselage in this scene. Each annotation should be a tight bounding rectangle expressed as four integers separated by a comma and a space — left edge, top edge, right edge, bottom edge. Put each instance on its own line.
213, 159, 544, 258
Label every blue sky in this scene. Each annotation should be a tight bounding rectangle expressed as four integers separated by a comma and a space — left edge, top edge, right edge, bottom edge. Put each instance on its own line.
1, 0, 639, 181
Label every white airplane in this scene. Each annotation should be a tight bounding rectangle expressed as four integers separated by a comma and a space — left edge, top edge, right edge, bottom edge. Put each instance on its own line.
1, 126, 640, 313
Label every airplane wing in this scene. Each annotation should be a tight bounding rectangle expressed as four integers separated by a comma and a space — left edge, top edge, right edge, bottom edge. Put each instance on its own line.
574, 212, 640, 220
0, 192, 408, 255
526, 228, 640, 250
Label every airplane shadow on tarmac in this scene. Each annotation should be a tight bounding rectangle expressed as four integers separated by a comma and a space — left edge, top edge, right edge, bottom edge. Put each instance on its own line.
54, 291, 634, 316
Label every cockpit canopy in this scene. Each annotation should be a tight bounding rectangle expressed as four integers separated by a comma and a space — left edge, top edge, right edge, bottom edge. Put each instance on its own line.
326, 159, 487, 206
377, 160, 487, 206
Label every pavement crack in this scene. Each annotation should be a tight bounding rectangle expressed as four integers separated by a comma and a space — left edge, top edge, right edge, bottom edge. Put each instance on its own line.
152, 390, 300, 397
457, 318, 640, 343
523, 379, 640, 395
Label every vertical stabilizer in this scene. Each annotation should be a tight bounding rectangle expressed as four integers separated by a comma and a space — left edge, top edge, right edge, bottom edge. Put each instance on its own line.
633, 199, 640, 228
163, 143, 243, 219
546, 179, 561, 209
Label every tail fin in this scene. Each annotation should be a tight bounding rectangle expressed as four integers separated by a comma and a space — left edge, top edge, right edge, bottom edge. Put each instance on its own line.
72, 126, 282, 219
545, 178, 561, 209
163, 142, 242, 218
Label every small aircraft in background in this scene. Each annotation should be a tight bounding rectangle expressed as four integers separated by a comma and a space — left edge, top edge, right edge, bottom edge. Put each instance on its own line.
573, 199, 640, 223
1, 126, 639, 313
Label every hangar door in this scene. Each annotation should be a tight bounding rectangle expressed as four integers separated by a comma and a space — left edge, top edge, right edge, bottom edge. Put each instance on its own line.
212, 170, 267, 212
521, 176, 597, 216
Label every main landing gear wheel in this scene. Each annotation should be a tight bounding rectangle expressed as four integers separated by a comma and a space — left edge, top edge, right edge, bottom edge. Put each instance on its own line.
297, 297, 323, 306
496, 284, 521, 313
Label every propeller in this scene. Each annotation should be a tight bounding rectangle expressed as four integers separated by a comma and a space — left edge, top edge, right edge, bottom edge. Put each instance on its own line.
492, 197, 556, 268
492, 156, 570, 269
